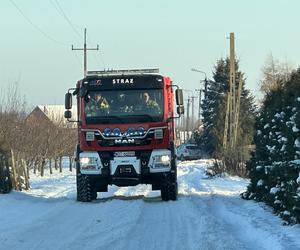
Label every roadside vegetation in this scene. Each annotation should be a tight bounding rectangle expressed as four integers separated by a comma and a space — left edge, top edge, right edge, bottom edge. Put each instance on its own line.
194, 57, 256, 177
194, 55, 300, 223
243, 57, 300, 224
0, 82, 76, 193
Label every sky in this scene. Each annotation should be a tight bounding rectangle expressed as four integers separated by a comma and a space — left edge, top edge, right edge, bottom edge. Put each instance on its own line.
1, 0, 300, 107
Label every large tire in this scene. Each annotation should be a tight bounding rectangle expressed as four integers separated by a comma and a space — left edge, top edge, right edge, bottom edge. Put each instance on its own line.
161, 185, 169, 201
75, 146, 97, 202
168, 182, 178, 201
76, 174, 97, 202
160, 174, 178, 201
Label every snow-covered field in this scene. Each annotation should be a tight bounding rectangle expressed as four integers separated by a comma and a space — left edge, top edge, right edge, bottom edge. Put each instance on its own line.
1, 160, 300, 250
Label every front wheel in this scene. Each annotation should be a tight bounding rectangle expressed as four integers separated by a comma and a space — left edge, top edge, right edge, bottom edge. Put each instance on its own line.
160, 174, 178, 201
76, 174, 97, 202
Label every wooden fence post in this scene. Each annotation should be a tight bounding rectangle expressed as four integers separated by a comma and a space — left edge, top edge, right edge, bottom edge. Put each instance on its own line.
10, 150, 18, 190
17, 158, 23, 191
21, 159, 30, 190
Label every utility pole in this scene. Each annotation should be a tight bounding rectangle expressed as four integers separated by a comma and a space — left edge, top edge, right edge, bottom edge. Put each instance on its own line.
191, 68, 208, 99
180, 112, 184, 128
233, 77, 243, 145
190, 96, 197, 129
195, 88, 202, 122
204, 78, 208, 99
229, 32, 236, 149
223, 32, 236, 149
180, 114, 185, 143
72, 28, 99, 77
185, 98, 191, 142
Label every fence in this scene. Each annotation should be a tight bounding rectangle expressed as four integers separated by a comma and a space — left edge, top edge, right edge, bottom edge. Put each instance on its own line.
0, 149, 30, 193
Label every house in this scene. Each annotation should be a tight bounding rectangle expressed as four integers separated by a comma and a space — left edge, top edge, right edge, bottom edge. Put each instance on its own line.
27, 105, 77, 127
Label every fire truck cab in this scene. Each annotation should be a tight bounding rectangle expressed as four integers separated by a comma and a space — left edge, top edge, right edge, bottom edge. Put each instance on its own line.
65, 69, 184, 202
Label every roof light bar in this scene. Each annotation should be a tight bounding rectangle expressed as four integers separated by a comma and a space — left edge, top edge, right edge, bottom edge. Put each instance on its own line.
86, 68, 159, 76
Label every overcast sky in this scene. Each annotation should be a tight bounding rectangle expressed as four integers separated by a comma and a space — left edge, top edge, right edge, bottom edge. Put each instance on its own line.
1, 0, 300, 106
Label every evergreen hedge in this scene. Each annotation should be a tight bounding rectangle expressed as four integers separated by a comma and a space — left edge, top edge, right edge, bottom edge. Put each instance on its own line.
243, 68, 300, 224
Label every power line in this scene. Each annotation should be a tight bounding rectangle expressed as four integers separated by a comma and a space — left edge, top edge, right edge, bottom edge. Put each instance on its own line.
87, 33, 106, 69
72, 50, 83, 68
49, 0, 82, 39
9, 0, 68, 46
49, 0, 106, 69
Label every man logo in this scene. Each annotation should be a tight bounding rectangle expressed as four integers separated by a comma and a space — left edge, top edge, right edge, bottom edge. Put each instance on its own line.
115, 139, 135, 144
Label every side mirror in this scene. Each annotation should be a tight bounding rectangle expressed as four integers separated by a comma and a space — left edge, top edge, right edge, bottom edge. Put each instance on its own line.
175, 89, 183, 106
64, 110, 72, 119
65, 93, 72, 109
177, 106, 184, 115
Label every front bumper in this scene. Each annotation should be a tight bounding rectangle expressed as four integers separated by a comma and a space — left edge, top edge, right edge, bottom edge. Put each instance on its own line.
86, 167, 174, 187
78, 149, 175, 187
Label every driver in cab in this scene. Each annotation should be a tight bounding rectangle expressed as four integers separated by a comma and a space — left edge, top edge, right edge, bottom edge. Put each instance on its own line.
139, 92, 160, 113
85, 93, 109, 116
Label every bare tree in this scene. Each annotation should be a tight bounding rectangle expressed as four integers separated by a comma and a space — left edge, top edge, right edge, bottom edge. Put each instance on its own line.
1, 82, 77, 179
260, 54, 293, 94
0, 82, 30, 189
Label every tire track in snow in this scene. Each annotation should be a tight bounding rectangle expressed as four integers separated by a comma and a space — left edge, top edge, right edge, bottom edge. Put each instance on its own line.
1, 162, 300, 250
206, 195, 300, 250
122, 198, 205, 250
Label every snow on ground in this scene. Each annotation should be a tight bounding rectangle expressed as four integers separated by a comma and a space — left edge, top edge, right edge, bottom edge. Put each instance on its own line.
1, 160, 300, 250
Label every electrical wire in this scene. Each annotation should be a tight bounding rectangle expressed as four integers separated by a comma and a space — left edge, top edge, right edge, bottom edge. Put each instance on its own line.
9, 0, 69, 46
10, 0, 84, 72
49, 0, 82, 40
87, 33, 106, 69
49, 0, 107, 69
73, 51, 83, 68
48, 0, 105, 69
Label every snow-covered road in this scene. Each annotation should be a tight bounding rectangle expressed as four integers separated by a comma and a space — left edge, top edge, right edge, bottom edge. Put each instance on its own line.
1, 160, 300, 250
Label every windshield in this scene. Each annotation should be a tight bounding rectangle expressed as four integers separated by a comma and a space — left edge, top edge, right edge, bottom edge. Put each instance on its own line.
84, 89, 164, 124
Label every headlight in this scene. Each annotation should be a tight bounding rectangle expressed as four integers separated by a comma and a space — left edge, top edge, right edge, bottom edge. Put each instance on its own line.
80, 156, 100, 170
152, 154, 171, 168
80, 157, 90, 165
160, 155, 170, 163
148, 150, 172, 172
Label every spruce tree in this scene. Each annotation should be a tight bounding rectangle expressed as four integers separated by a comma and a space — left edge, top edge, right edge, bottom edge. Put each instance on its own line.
243, 67, 300, 224
197, 58, 256, 168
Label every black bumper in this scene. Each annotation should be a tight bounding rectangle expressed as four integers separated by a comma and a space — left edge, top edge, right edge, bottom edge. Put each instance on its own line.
88, 169, 174, 188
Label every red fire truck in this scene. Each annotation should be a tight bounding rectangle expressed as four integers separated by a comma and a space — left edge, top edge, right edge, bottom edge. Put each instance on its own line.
64, 69, 184, 202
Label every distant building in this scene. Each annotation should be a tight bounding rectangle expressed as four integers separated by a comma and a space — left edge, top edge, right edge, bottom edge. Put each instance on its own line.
26, 105, 77, 127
